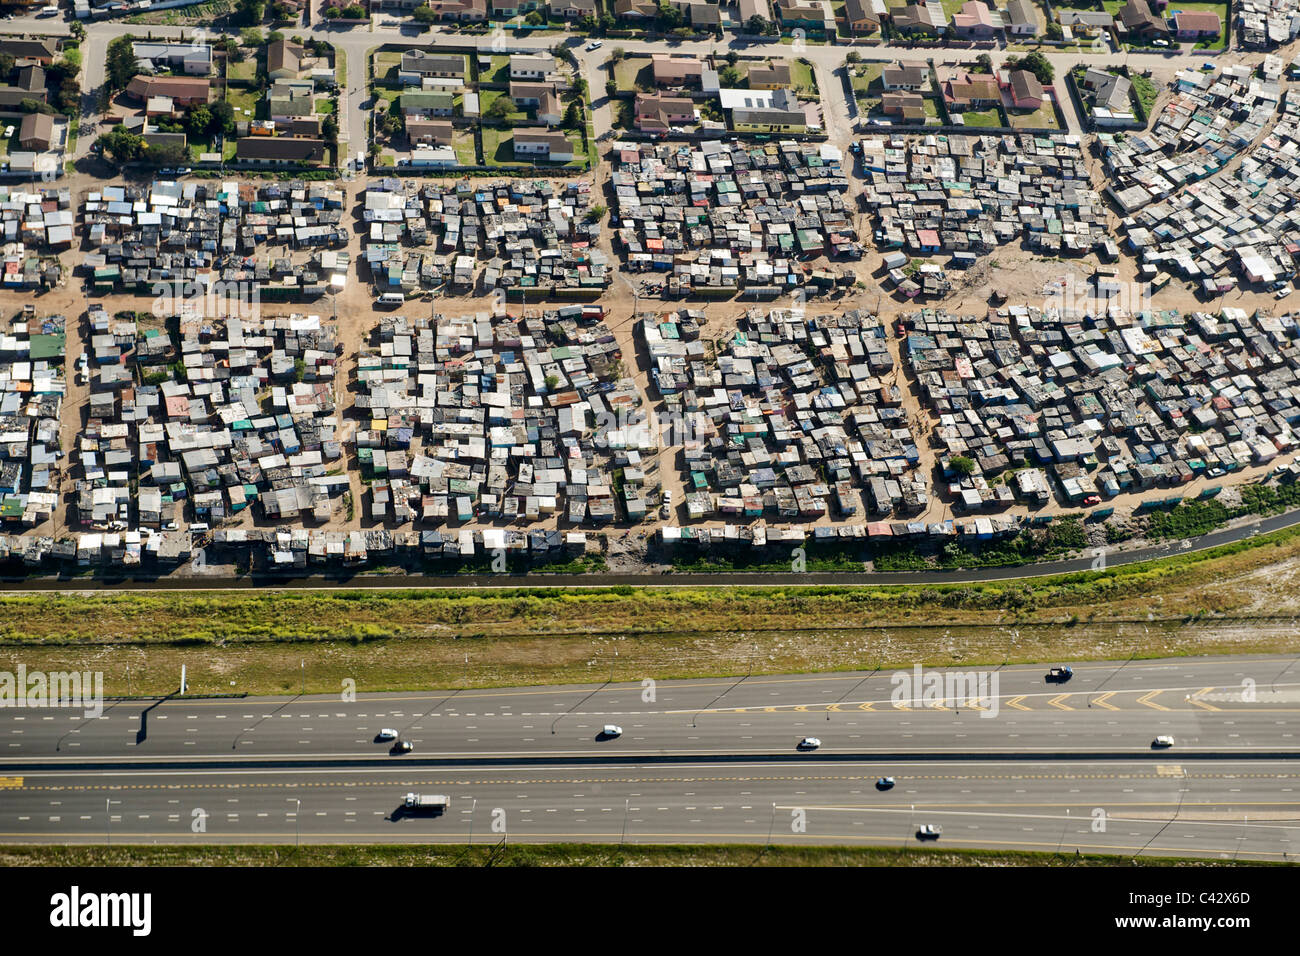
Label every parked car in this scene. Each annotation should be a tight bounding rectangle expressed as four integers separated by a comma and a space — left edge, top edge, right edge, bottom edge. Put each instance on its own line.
1277, 285, 1293, 299
586, 40, 603, 51
660, 489, 673, 519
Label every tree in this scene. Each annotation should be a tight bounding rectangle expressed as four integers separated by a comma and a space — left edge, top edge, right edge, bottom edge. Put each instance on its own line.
97, 127, 145, 163
950, 455, 976, 477
1046, 22, 1063, 40
568, 77, 588, 101
210, 100, 236, 136
657, 1, 682, 28
525, 10, 544, 24
106, 35, 138, 92
563, 101, 583, 129
240, 27, 264, 47
719, 66, 742, 86
584, 204, 606, 222
146, 141, 190, 166
746, 15, 767, 34
604, 80, 617, 98
57, 77, 80, 115
846, 51, 861, 64
599, 12, 616, 31
324, 5, 341, 16
972, 53, 993, 74
724, 50, 739, 66
610, 47, 625, 62
267, 31, 285, 43
1005, 51, 1053, 85
20, 98, 55, 115
237, 0, 265, 25
412, 4, 436, 22
485, 95, 513, 120
322, 115, 339, 144
185, 104, 213, 138
0, 52, 13, 79
61, 49, 82, 74
575, 14, 596, 30
341, 4, 366, 17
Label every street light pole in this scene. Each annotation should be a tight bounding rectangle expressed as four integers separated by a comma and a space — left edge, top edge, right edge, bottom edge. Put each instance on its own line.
294, 798, 301, 851
468, 797, 477, 848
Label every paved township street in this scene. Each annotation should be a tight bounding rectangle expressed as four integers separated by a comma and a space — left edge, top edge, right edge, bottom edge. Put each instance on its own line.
2, 655, 1297, 859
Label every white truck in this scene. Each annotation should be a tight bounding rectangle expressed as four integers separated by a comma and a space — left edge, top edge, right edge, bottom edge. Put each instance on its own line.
404, 793, 449, 812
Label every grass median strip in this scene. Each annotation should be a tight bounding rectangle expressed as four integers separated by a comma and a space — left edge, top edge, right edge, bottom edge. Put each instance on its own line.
0, 844, 1274, 867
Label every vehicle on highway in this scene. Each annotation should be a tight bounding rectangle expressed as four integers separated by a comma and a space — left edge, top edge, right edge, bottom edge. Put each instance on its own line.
1152, 735, 1175, 748
600, 724, 623, 738
917, 824, 942, 840
876, 777, 895, 790
661, 489, 673, 519
391, 739, 414, 754
797, 737, 821, 750
404, 792, 448, 812
1046, 665, 1074, 683
376, 728, 398, 741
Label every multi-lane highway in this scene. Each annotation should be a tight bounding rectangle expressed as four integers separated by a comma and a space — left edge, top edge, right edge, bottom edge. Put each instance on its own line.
2, 655, 1298, 859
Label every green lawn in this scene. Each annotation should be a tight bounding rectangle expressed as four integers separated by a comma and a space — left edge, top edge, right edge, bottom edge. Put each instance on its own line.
333, 50, 347, 88
939, 0, 970, 17
453, 130, 478, 166
790, 58, 816, 95
484, 55, 513, 86
1007, 98, 1060, 130
315, 98, 337, 116
1168, 1, 1228, 49
373, 51, 403, 88
480, 89, 528, 122
848, 62, 883, 95
482, 126, 583, 167
226, 59, 257, 84
0, 124, 20, 158
612, 55, 653, 93
224, 88, 262, 122
958, 107, 1003, 127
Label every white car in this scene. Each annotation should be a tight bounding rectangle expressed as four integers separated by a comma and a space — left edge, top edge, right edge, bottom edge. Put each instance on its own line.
601, 724, 623, 738
377, 728, 398, 741
1153, 735, 1175, 748
660, 489, 673, 519
1277, 285, 1293, 299
586, 40, 603, 51
797, 737, 821, 750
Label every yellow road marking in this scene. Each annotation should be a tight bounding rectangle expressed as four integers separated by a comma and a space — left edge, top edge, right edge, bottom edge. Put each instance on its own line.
1048, 694, 1073, 711
0, 777, 22, 789
1005, 696, 1031, 711
1091, 692, 1120, 711
1188, 687, 1221, 712
1138, 690, 1171, 711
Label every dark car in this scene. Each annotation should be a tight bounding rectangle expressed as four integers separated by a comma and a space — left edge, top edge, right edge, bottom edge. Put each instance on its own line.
1046, 666, 1073, 683
390, 739, 414, 755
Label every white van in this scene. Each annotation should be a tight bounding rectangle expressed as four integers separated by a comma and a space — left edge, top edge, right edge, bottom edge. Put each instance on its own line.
37, 5, 59, 16
376, 293, 406, 307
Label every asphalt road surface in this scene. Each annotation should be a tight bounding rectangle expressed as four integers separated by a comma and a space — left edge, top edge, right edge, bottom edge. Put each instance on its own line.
2, 655, 1298, 859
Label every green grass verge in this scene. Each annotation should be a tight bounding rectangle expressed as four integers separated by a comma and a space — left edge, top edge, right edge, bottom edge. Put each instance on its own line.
0, 844, 1276, 867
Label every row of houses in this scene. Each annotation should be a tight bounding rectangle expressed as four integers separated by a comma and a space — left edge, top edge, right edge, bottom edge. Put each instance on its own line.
901, 302, 1300, 508
352, 308, 639, 525
611, 139, 859, 295
858, 132, 1109, 261
77, 307, 343, 529
1102, 64, 1300, 293
644, 306, 927, 520
0, 310, 63, 527
81, 179, 350, 298
361, 177, 608, 294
